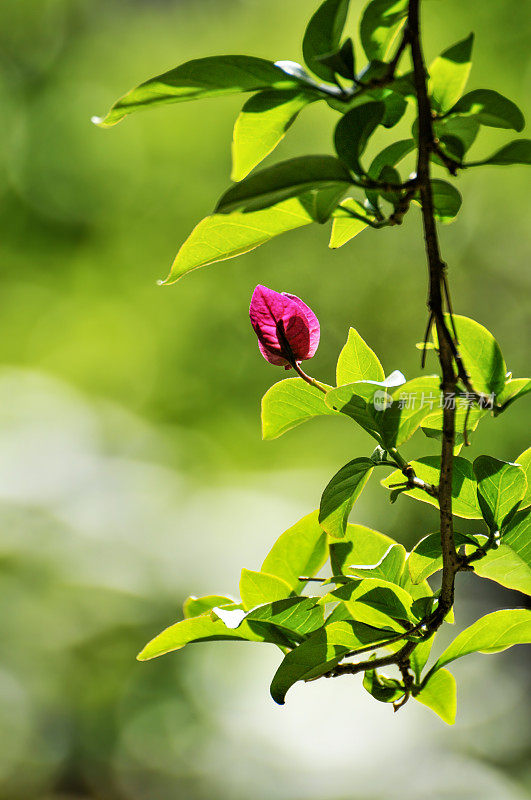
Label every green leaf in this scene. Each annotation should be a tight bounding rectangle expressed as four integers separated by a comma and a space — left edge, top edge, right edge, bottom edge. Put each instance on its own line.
261, 377, 337, 440
469, 139, 531, 167
434, 315, 507, 396
231, 91, 315, 181
216, 596, 324, 637
162, 195, 317, 283
497, 378, 531, 410
137, 613, 289, 661
376, 376, 443, 448
94, 56, 305, 127
410, 635, 435, 682
348, 544, 407, 585
239, 569, 293, 611
334, 102, 386, 175
216, 155, 352, 213
449, 89, 525, 131
316, 38, 356, 82
319, 457, 375, 538
381, 456, 482, 519
468, 509, 531, 596
329, 523, 398, 576
303, 0, 350, 82
428, 33, 474, 114
325, 380, 383, 441
433, 116, 479, 153
363, 664, 404, 703
473, 456, 527, 530
183, 594, 237, 618
516, 448, 531, 508
329, 199, 374, 248
261, 510, 328, 593
365, 138, 415, 207
414, 669, 456, 725
408, 532, 481, 584
417, 179, 462, 223
270, 619, 396, 704
359, 0, 408, 62
422, 404, 488, 449
336, 327, 385, 385
326, 576, 416, 624
432, 608, 531, 672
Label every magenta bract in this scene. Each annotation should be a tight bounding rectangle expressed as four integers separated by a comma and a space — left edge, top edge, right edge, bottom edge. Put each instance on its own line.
249, 285, 320, 367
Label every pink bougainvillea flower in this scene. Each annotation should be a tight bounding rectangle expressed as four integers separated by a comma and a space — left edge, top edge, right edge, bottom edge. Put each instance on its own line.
249, 285, 320, 368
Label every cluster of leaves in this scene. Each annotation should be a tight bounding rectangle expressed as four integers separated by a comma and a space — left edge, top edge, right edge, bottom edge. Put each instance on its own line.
137, 320, 531, 724
96, 0, 531, 723
95, 0, 530, 284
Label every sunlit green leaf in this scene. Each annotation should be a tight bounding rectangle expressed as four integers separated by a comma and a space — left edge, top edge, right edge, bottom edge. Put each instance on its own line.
428, 33, 474, 114
334, 102, 386, 175
414, 669, 456, 725
474, 456, 526, 531
329, 199, 374, 248
410, 635, 435, 682
432, 608, 531, 672
239, 569, 293, 611
270, 619, 396, 704
408, 532, 482, 584
450, 89, 525, 131
516, 448, 531, 509
326, 576, 416, 624
381, 456, 482, 519
261, 510, 328, 593
261, 377, 336, 440
497, 378, 531, 410
217, 596, 324, 637
216, 155, 353, 213
94, 56, 305, 127
162, 196, 317, 283
319, 457, 374, 538
468, 508, 531, 596
336, 327, 385, 385
376, 376, 442, 447
303, 0, 351, 82
231, 91, 316, 181
329, 523, 398, 575
348, 543, 407, 585
433, 315, 507, 396
183, 594, 237, 618
359, 0, 408, 62
137, 613, 289, 661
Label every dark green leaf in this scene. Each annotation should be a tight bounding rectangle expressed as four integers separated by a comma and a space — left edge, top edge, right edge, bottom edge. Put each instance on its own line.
216, 155, 352, 213
432, 608, 531, 672
363, 663, 404, 702
366, 138, 415, 207
261, 510, 328, 593
239, 569, 293, 611
94, 56, 305, 127
428, 33, 474, 114
261, 377, 337, 440
469, 139, 531, 167
334, 102, 386, 175
270, 619, 396, 704
319, 457, 375, 538
303, 0, 350, 82
414, 669, 456, 725
336, 327, 385, 384
381, 456, 482, 519
359, 0, 408, 62
450, 89, 525, 131
433, 116, 480, 152
231, 91, 316, 181
416, 179, 462, 223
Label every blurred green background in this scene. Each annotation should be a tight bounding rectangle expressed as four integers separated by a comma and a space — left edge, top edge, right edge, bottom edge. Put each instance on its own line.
0, 1, 529, 798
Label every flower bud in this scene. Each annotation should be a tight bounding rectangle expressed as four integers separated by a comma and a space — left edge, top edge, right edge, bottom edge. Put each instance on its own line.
249, 285, 320, 368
